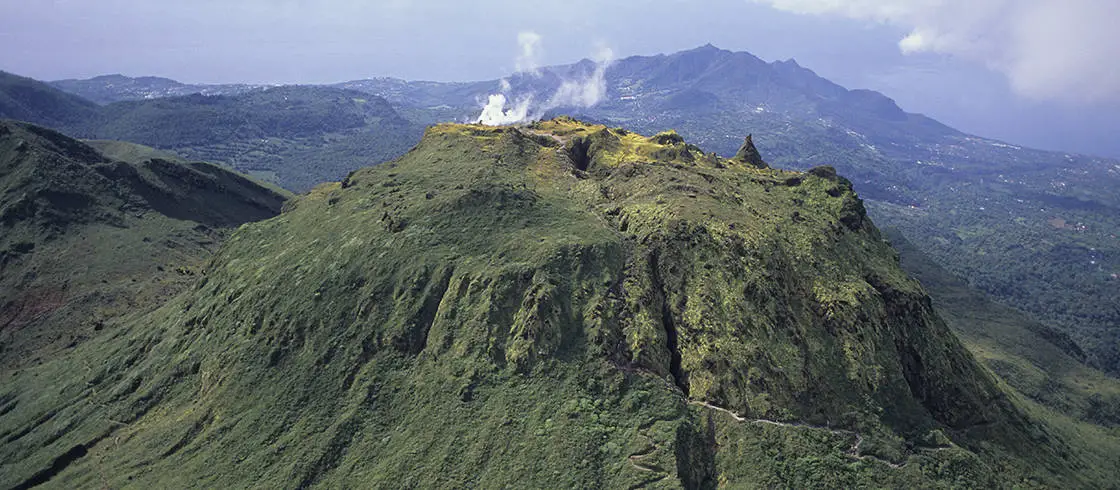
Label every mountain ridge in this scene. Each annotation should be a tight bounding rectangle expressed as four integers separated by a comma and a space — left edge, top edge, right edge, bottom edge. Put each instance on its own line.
50, 74, 269, 104
0, 71, 101, 129
4, 118, 1099, 488
0, 119, 287, 372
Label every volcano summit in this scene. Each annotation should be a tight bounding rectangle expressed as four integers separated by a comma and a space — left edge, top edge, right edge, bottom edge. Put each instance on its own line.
0, 118, 1096, 488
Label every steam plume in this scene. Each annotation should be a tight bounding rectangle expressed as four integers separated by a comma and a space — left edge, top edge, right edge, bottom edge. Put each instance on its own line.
515, 31, 543, 75
477, 93, 534, 126
477, 37, 614, 125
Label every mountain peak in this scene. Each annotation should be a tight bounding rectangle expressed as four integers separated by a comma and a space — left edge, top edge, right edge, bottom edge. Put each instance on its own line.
679, 43, 732, 59
733, 134, 768, 168
0, 114, 1074, 488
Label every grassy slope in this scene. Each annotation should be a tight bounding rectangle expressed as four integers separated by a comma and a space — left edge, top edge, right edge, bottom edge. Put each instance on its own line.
0, 119, 1105, 488
0, 71, 101, 129
84, 139, 185, 164
0, 121, 287, 373
888, 229, 1120, 478
85, 139, 295, 198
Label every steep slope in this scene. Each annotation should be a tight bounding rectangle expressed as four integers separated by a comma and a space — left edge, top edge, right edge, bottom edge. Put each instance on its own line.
0, 119, 1103, 488
0, 120, 287, 372
83, 139, 192, 165
348, 45, 1120, 375
886, 230, 1120, 481
597, 48, 1120, 375
39, 44, 1120, 372
888, 230, 1120, 428
0, 71, 100, 129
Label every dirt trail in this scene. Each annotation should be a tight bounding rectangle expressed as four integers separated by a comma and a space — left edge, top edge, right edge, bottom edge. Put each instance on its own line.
522, 128, 567, 146
687, 400, 952, 469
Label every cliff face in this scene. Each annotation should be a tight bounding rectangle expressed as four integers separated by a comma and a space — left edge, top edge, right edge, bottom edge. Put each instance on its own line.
0, 119, 1068, 488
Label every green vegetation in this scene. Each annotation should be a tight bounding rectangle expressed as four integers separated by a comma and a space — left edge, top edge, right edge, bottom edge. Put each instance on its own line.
3, 72, 422, 192
582, 91, 1120, 378
49, 74, 265, 105
78, 86, 422, 191
888, 229, 1120, 481
324, 45, 1120, 378
0, 71, 100, 129
34, 55, 1120, 372
890, 228, 1120, 425
1, 119, 1113, 488
614, 86, 1120, 377
0, 120, 286, 372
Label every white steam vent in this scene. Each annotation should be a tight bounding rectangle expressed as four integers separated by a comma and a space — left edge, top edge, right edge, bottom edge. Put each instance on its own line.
477, 32, 614, 126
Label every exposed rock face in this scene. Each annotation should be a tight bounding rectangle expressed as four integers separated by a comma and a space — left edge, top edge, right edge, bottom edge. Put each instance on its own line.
733, 134, 768, 168
0, 119, 1069, 488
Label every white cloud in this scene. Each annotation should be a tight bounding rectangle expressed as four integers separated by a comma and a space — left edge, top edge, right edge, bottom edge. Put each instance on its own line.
753, 0, 1120, 102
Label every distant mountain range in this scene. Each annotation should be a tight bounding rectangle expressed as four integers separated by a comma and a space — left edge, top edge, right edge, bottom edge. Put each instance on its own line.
3, 70, 422, 191
9, 44, 1120, 373
50, 74, 269, 104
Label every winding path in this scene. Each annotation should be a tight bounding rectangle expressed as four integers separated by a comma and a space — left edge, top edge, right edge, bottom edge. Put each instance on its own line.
687, 400, 952, 469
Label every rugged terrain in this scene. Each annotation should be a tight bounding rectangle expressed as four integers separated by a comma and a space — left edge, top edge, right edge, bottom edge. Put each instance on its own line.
1, 119, 1114, 488
339, 46, 1120, 374
0, 120, 287, 372
48, 46, 1120, 374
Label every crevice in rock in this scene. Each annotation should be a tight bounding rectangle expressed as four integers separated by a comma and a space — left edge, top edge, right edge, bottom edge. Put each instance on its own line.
413, 267, 454, 355
567, 136, 592, 172
395, 266, 454, 355
650, 250, 688, 395
674, 416, 717, 490
663, 305, 687, 396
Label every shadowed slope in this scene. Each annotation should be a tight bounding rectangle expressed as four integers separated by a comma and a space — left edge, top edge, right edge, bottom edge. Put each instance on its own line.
0, 120, 287, 372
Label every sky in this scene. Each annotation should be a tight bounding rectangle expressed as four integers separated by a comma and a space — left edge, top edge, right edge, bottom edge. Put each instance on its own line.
1, 0, 1118, 157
